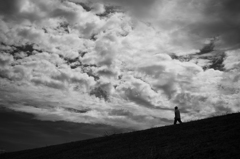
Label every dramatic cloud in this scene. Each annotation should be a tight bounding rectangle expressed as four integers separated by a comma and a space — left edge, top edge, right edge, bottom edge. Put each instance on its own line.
0, 0, 240, 130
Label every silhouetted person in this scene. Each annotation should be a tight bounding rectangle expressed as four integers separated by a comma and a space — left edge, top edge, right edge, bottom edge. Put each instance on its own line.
174, 106, 182, 125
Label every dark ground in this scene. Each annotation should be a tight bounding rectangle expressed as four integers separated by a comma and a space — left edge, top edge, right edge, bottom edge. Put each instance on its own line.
1, 113, 240, 159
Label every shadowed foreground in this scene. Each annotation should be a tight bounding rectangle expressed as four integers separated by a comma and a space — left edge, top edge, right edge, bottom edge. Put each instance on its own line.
1, 113, 240, 159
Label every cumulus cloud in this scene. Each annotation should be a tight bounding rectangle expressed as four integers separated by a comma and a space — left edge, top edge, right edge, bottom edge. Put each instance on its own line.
0, 0, 240, 130
0, 53, 13, 67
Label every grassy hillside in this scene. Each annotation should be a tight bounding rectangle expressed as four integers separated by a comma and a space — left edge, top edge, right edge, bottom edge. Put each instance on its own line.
1, 113, 240, 159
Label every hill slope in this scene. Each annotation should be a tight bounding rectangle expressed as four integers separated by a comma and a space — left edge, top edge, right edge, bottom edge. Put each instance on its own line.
1, 113, 240, 159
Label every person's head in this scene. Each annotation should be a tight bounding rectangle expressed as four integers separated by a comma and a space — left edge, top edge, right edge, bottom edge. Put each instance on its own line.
175, 106, 178, 110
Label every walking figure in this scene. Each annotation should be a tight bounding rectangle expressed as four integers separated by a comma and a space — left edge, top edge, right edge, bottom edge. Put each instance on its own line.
174, 106, 182, 125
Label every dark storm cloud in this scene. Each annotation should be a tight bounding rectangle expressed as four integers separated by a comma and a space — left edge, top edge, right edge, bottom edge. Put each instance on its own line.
205, 0, 240, 48
76, 0, 156, 7
105, 0, 157, 18
101, 0, 156, 8
0, 0, 22, 16
70, 0, 157, 17
184, 0, 240, 49
0, 0, 42, 22
0, 0, 77, 23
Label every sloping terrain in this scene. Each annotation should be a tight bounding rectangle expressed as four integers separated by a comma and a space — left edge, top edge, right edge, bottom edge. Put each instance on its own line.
1, 113, 240, 159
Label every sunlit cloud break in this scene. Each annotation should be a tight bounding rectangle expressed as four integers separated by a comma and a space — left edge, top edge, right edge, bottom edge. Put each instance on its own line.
0, 0, 240, 130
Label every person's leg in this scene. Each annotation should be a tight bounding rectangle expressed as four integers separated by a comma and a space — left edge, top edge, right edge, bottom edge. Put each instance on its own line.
174, 118, 177, 125
178, 118, 182, 124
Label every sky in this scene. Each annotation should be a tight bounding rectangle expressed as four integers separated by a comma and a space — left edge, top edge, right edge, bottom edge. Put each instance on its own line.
0, 0, 240, 151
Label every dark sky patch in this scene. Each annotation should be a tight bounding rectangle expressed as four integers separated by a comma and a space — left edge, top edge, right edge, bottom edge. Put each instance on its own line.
0, 43, 43, 60
191, 0, 240, 49
96, 5, 122, 17
198, 38, 216, 55
90, 85, 109, 101
63, 107, 90, 114
0, 107, 125, 152
0, 0, 21, 19
75, 2, 92, 12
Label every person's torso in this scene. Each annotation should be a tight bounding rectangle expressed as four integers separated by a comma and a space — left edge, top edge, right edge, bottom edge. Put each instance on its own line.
175, 109, 180, 118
